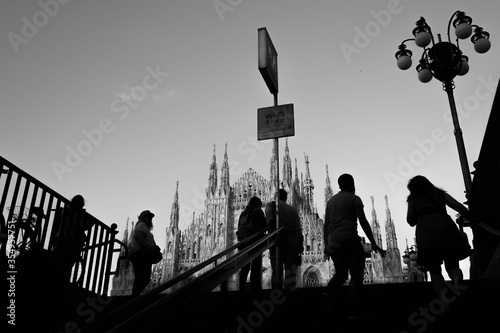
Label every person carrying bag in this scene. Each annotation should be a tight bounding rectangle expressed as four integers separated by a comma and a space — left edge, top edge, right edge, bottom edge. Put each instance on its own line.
129, 210, 162, 297
406, 175, 475, 305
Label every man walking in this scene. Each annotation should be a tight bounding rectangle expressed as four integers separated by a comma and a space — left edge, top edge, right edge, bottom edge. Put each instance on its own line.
268, 189, 304, 289
324, 174, 385, 315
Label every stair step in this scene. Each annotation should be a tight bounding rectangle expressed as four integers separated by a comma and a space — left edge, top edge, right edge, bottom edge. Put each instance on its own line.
72, 278, 500, 332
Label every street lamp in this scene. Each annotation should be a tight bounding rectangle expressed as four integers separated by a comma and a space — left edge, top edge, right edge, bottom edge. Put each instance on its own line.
402, 239, 424, 282
395, 11, 491, 199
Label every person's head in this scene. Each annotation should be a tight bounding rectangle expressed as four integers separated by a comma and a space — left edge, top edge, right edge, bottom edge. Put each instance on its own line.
279, 189, 288, 201
138, 210, 155, 230
338, 174, 355, 193
71, 195, 85, 210
248, 196, 262, 209
243, 196, 262, 215
407, 175, 443, 200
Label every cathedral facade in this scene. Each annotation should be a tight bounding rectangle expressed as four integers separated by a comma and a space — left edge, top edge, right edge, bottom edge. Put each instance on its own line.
112, 141, 404, 295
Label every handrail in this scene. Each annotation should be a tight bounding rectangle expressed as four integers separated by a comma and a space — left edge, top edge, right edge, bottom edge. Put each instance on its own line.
82, 227, 283, 333
476, 220, 500, 238
0, 156, 127, 295
109, 239, 128, 277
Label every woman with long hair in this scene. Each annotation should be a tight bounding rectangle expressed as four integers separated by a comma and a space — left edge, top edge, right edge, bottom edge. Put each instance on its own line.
129, 210, 159, 297
406, 175, 473, 298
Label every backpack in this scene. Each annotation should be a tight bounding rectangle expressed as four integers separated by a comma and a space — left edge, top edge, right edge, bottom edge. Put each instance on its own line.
236, 210, 256, 242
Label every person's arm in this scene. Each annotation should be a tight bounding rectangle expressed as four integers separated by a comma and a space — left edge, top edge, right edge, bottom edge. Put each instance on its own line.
356, 206, 377, 245
356, 205, 386, 256
323, 205, 330, 259
444, 192, 471, 217
323, 204, 330, 249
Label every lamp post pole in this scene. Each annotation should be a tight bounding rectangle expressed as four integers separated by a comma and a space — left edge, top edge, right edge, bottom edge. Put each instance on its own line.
395, 11, 491, 201
443, 79, 473, 197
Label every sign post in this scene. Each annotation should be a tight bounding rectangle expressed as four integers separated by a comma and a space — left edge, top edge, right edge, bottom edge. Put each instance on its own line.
258, 27, 278, 95
258, 27, 294, 289
257, 104, 295, 141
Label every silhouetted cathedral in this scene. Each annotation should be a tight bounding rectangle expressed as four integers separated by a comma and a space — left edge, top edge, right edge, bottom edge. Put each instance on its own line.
112, 140, 404, 295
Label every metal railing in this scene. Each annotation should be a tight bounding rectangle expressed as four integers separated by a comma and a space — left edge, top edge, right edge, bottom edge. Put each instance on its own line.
82, 227, 283, 333
0, 156, 126, 295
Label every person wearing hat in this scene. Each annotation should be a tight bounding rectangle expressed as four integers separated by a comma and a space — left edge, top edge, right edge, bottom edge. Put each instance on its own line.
129, 210, 159, 297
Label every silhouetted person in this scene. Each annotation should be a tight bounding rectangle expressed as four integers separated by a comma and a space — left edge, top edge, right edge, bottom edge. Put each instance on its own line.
52, 194, 92, 283
324, 174, 385, 315
406, 175, 474, 302
129, 210, 158, 297
237, 196, 267, 291
268, 189, 304, 290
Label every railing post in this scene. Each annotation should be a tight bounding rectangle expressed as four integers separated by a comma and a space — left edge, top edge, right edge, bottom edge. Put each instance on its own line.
102, 223, 118, 295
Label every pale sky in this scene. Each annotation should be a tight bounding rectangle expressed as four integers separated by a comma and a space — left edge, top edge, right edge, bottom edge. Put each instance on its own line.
2, 0, 499, 278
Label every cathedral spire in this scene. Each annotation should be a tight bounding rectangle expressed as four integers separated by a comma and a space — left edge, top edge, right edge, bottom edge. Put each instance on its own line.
371, 196, 377, 222
303, 154, 314, 214
304, 154, 310, 178
282, 139, 293, 191
300, 172, 304, 204
383, 194, 404, 282
169, 181, 180, 229
290, 157, 301, 207
207, 144, 218, 197
122, 217, 130, 246
385, 194, 392, 222
220, 143, 230, 193
385, 194, 398, 250
371, 196, 383, 248
294, 158, 299, 184
269, 140, 277, 194
324, 164, 334, 209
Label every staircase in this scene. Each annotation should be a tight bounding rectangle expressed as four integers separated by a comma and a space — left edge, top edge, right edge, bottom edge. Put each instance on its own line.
64, 277, 498, 333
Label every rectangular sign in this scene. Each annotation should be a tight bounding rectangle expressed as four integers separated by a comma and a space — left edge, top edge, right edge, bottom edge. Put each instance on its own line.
257, 104, 294, 140
258, 27, 278, 94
